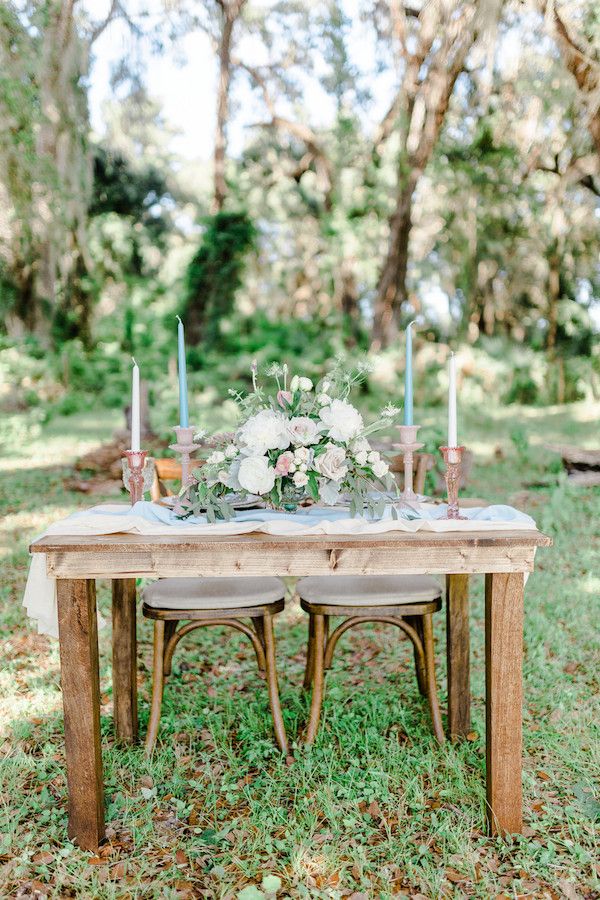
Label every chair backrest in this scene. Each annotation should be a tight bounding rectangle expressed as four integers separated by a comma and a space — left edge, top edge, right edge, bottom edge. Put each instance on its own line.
150, 458, 205, 502
389, 451, 435, 495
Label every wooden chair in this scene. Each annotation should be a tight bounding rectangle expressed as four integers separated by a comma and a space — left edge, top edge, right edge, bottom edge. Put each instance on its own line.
389, 450, 435, 494
297, 575, 445, 745
142, 577, 288, 754
146, 459, 288, 754
151, 457, 202, 502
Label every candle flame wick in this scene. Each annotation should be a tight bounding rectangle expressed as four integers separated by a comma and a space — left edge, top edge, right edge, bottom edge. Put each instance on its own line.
176, 315, 182, 324
131, 356, 138, 367
407, 319, 416, 329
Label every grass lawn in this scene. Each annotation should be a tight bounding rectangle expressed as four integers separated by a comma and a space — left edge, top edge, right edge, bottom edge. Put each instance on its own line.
0, 401, 599, 899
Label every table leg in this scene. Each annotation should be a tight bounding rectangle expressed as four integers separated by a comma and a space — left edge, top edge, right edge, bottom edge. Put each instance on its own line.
485, 572, 524, 835
446, 574, 470, 739
56, 579, 105, 850
111, 578, 138, 743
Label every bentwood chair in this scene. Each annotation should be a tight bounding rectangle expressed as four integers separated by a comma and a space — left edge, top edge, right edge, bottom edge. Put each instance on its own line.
142, 577, 289, 754
145, 457, 288, 754
297, 576, 444, 745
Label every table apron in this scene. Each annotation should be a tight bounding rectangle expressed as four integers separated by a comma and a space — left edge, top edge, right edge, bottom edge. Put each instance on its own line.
45, 546, 537, 578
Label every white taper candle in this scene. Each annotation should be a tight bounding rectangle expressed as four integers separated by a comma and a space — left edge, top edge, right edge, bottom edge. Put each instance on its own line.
131, 357, 140, 451
448, 352, 457, 448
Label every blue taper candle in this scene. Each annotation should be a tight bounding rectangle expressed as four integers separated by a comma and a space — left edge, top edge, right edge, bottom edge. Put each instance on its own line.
176, 316, 189, 427
404, 320, 415, 425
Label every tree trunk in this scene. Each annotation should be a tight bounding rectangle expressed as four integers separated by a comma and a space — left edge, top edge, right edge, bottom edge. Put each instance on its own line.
213, 2, 244, 213
546, 250, 560, 353
372, 171, 417, 347
34, 0, 93, 344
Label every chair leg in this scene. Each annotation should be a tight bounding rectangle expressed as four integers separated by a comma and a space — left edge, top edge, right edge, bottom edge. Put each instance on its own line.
262, 613, 289, 754
252, 617, 267, 674
303, 614, 316, 690
163, 620, 178, 677
145, 621, 166, 754
406, 615, 427, 696
305, 614, 326, 745
421, 613, 445, 745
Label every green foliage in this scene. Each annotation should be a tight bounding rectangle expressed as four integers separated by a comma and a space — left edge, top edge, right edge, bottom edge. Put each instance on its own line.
182, 211, 257, 346
90, 145, 171, 241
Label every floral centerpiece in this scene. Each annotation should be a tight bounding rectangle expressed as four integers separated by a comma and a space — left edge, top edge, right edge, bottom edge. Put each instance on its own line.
179, 362, 401, 521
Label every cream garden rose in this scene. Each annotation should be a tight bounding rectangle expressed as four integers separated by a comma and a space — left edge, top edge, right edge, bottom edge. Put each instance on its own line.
314, 444, 348, 482
319, 399, 364, 443
287, 416, 319, 446
237, 456, 276, 495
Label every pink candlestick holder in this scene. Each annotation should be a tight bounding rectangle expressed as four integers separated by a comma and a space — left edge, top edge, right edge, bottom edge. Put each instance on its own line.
122, 449, 153, 505
439, 446, 467, 519
169, 425, 198, 489
395, 424, 425, 501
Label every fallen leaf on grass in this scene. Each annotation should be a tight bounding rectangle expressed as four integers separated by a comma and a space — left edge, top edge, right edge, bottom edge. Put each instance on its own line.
536, 770, 551, 781
32, 852, 53, 865
445, 868, 466, 884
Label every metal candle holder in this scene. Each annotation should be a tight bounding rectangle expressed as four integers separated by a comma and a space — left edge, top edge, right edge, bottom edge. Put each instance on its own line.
169, 425, 198, 489
122, 449, 153, 505
395, 424, 425, 501
439, 445, 467, 519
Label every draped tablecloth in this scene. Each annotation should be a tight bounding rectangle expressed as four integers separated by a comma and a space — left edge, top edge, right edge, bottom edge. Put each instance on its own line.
24, 500, 536, 637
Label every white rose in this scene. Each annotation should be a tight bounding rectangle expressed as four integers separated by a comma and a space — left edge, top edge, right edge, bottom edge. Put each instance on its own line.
372, 459, 389, 478
293, 471, 309, 487
218, 469, 230, 485
224, 444, 238, 459
355, 450, 368, 466
207, 450, 225, 464
287, 416, 319, 446
317, 393, 331, 406
237, 409, 290, 455
367, 450, 380, 463
321, 380, 331, 392
314, 444, 348, 482
237, 456, 276, 495
319, 399, 364, 443
294, 446, 309, 461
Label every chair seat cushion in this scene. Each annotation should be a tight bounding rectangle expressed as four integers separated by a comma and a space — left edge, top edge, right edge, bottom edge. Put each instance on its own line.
297, 575, 442, 606
143, 577, 286, 610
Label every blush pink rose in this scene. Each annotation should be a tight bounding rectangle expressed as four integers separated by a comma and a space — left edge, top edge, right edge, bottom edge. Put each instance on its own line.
274, 451, 294, 475
277, 390, 293, 408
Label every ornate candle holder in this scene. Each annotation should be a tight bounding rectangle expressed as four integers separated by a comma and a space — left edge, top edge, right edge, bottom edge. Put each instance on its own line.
439, 446, 467, 519
395, 424, 425, 501
121, 450, 154, 505
169, 425, 198, 489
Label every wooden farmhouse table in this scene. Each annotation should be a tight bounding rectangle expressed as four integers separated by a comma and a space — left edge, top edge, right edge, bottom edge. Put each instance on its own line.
30, 527, 551, 850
